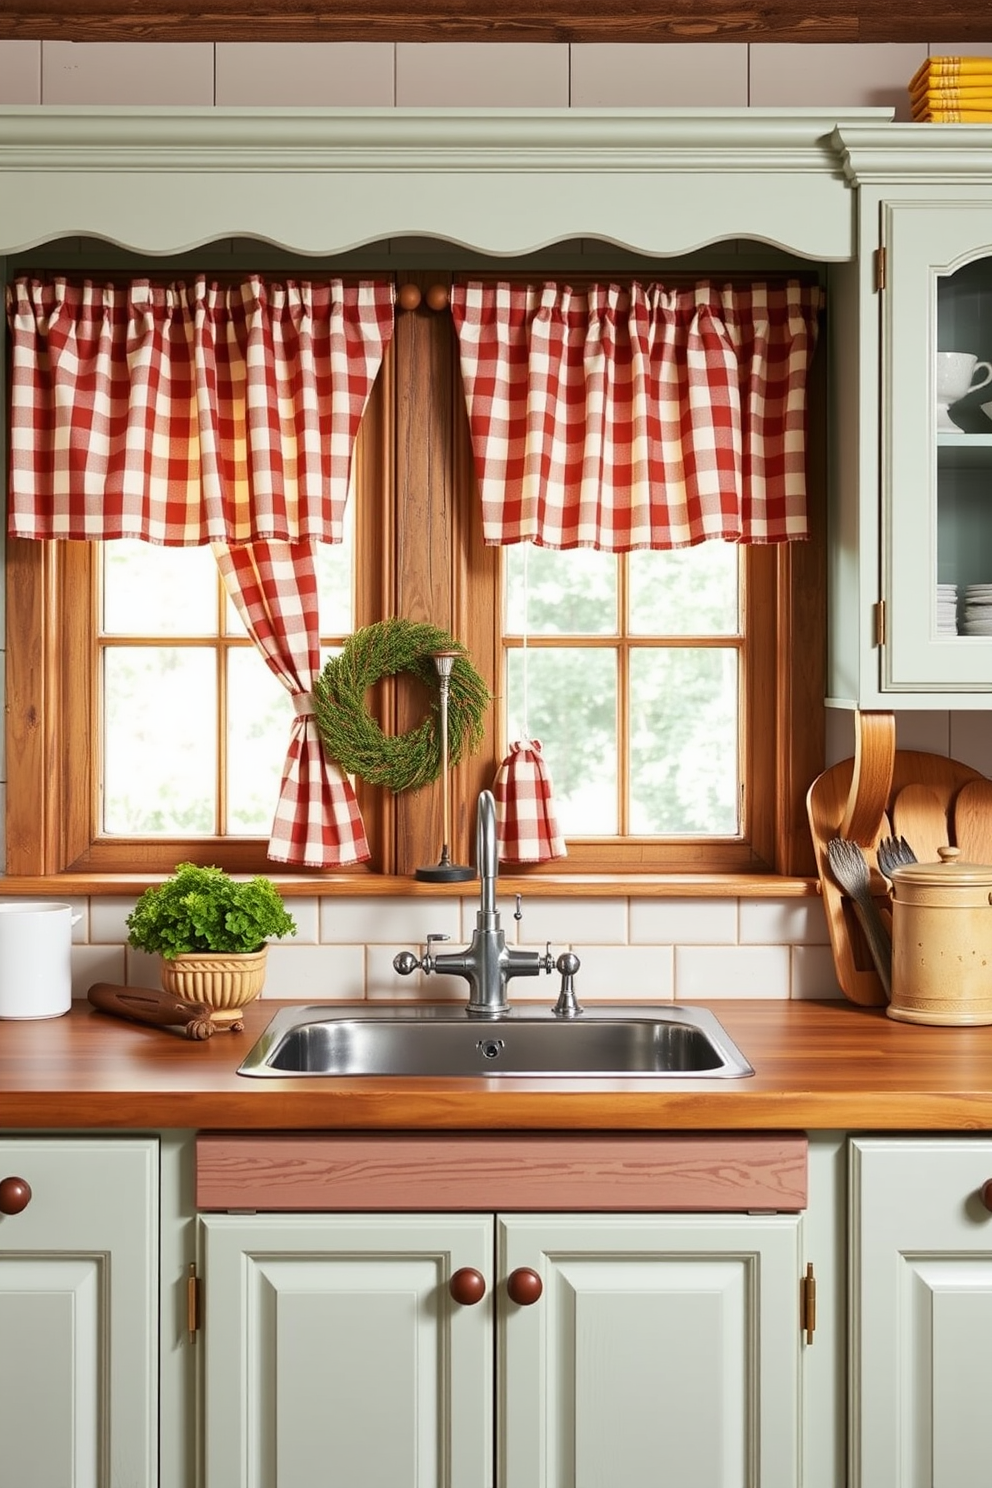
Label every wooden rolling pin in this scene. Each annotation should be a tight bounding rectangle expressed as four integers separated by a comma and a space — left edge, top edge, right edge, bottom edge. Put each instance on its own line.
87, 983, 217, 1040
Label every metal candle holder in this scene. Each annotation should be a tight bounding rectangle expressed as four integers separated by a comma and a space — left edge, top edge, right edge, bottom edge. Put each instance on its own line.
415, 650, 476, 883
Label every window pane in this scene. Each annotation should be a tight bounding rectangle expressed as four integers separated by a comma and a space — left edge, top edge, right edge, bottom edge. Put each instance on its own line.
629, 544, 739, 636
103, 648, 216, 834
103, 540, 218, 635
504, 544, 617, 635
227, 650, 294, 835
629, 648, 739, 835
506, 646, 617, 835
315, 535, 354, 638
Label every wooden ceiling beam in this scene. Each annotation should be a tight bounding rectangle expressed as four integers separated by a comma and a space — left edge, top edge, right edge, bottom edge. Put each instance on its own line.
0, 0, 980, 47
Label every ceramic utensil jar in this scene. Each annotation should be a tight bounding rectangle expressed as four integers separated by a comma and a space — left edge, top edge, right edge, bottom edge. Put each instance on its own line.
888, 848, 992, 1025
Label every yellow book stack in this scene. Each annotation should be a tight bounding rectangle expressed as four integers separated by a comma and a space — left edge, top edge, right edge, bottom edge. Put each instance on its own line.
910, 55, 992, 122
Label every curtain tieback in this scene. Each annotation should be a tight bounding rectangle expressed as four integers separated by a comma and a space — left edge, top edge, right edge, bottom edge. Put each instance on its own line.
292, 691, 316, 718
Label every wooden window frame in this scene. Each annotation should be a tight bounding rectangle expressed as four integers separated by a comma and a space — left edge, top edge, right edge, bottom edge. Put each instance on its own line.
5, 269, 824, 883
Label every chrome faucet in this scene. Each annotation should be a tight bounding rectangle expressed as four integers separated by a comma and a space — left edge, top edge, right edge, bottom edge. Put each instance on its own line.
393, 789, 554, 1016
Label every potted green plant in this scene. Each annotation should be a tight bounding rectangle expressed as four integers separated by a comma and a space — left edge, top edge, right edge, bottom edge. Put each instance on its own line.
126, 863, 297, 1026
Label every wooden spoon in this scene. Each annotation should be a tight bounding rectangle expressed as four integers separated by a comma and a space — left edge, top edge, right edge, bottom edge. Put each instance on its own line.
891, 784, 949, 865
953, 779, 992, 864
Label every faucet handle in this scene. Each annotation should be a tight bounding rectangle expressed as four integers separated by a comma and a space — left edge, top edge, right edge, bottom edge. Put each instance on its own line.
393, 934, 450, 978
552, 952, 582, 1018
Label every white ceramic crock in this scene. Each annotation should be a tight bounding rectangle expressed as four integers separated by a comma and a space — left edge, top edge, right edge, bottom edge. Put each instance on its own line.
889, 848, 992, 1026
0, 901, 80, 1019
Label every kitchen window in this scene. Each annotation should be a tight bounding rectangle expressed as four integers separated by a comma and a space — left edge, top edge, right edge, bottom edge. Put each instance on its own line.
5, 265, 826, 883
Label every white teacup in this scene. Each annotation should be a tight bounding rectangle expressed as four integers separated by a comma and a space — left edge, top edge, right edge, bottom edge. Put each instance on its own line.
937, 352, 992, 429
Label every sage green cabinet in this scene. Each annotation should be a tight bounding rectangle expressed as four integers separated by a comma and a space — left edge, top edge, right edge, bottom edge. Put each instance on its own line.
0, 1136, 159, 1488
199, 1208, 806, 1488
850, 1136, 992, 1487
829, 125, 992, 706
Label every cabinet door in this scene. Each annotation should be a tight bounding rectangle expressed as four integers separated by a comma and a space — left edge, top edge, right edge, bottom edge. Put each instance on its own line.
0, 1136, 159, 1488
498, 1212, 804, 1488
882, 199, 992, 693
200, 1212, 493, 1488
851, 1136, 992, 1488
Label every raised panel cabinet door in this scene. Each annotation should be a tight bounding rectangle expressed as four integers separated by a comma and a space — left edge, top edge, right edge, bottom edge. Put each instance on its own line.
850, 1136, 992, 1488
0, 1136, 159, 1488
881, 199, 992, 694
497, 1212, 804, 1488
199, 1212, 493, 1488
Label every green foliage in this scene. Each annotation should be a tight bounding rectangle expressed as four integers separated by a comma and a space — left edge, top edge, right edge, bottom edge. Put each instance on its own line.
126, 862, 297, 959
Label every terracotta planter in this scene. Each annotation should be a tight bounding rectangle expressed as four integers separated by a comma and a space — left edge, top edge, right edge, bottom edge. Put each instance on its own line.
159, 947, 268, 1028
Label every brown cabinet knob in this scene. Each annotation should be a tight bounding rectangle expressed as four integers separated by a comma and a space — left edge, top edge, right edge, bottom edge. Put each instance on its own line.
981, 1180, 992, 1212
449, 1267, 486, 1305
506, 1266, 543, 1305
0, 1176, 32, 1215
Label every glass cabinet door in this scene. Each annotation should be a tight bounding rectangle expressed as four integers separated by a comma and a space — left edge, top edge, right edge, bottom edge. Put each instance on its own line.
882, 200, 992, 693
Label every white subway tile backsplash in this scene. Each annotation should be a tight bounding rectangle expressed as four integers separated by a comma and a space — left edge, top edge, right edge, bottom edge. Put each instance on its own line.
569, 943, 674, 1001
739, 897, 830, 946
284, 897, 319, 944
949, 713, 992, 778
674, 944, 791, 1000
215, 43, 395, 106
396, 43, 569, 107
570, 43, 747, 107
521, 896, 628, 947
89, 896, 137, 943
264, 942, 364, 1000
41, 41, 215, 106
320, 895, 460, 946
0, 41, 40, 103
71, 943, 126, 998
630, 897, 737, 945
125, 947, 164, 990
791, 944, 844, 1000
896, 710, 952, 756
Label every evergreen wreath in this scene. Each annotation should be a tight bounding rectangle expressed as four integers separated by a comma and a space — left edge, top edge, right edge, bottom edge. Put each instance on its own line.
312, 618, 490, 793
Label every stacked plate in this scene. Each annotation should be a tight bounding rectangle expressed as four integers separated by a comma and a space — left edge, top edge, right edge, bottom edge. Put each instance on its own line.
962, 584, 992, 635
937, 583, 959, 635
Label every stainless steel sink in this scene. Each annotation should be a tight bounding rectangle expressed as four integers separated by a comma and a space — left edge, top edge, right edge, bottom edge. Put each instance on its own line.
237, 1003, 753, 1079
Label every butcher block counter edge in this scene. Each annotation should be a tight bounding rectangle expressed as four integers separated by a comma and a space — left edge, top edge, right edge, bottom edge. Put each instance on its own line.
2, 998, 992, 1131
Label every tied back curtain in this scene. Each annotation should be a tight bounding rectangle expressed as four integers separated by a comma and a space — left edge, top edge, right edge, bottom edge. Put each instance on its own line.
6, 274, 395, 868
450, 279, 822, 551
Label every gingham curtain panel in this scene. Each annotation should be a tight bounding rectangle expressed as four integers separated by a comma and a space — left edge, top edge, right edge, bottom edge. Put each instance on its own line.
5, 275, 395, 543
493, 739, 566, 865
213, 541, 371, 868
450, 279, 822, 551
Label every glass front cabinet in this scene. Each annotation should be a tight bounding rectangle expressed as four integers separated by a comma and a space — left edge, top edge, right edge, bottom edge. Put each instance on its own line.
831, 128, 992, 707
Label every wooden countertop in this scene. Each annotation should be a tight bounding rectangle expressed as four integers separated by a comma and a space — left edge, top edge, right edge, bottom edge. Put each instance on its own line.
4, 998, 992, 1131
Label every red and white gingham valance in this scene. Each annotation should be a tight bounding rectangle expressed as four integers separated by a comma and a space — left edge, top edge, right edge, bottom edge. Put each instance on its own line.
6, 275, 394, 544
450, 279, 821, 551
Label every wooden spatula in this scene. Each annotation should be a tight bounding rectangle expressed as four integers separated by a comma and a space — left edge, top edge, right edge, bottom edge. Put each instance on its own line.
953, 779, 992, 864
891, 784, 949, 865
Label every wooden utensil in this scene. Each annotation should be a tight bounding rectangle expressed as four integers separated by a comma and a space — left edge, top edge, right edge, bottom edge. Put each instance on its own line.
807, 749, 985, 1007
891, 784, 949, 865
87, 983, 217, 1039
953, 779, 992, 864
